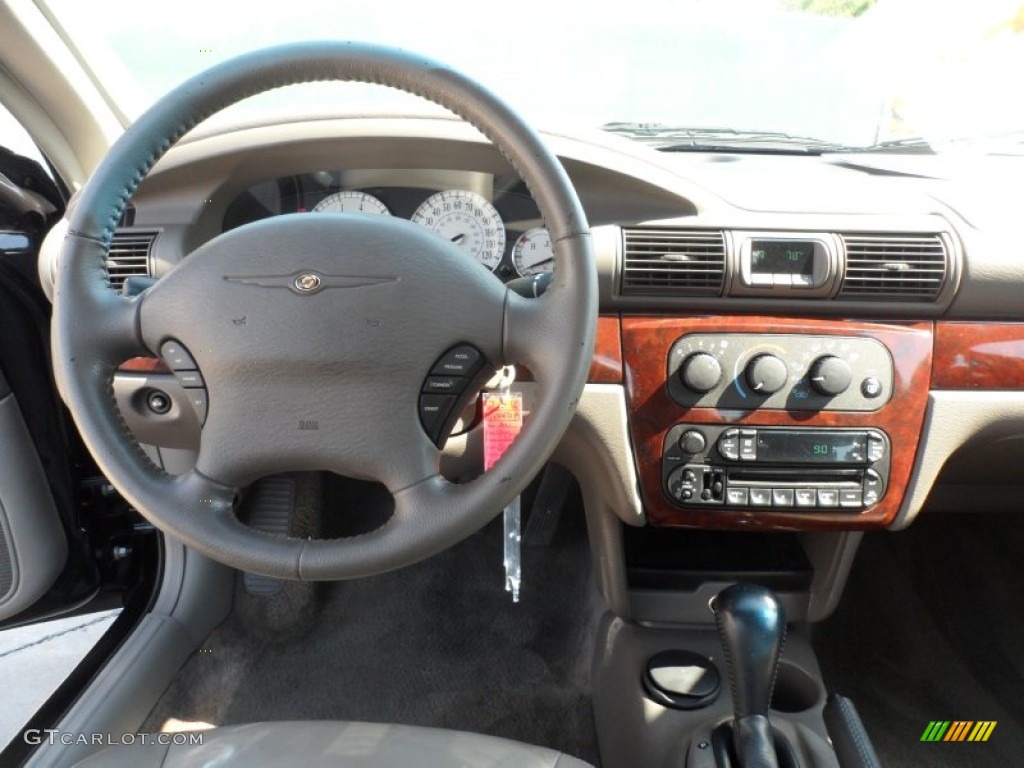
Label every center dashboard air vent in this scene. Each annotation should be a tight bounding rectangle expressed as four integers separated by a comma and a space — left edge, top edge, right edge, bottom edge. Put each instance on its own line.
106, 229, 157, 289
621, 228, 726, 295
838, 233, 948, 301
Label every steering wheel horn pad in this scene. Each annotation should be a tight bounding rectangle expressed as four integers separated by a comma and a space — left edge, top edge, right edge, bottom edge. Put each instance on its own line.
53, 42, 597, 580
139, 213, 506, 491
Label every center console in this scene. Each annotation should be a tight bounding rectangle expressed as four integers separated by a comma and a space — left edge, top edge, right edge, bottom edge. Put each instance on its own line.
584, 314, 928, 767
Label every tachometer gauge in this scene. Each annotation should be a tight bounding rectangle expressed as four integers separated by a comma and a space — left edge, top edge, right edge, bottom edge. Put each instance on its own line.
512, 228, 554, 276
312, 190, 390, 216
410, 190, 505, 271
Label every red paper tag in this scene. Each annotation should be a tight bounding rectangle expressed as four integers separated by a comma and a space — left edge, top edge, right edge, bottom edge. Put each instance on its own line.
482, 392, 523, 470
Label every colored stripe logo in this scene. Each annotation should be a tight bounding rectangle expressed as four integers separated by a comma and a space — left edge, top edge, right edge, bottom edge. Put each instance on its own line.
921, 721, 996, 742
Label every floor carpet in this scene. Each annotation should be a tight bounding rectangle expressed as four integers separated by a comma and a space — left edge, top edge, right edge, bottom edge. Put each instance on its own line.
145, 487, 601, 764
815, 511, 1024, 768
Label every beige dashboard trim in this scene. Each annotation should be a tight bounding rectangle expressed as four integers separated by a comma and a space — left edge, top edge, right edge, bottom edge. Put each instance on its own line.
893, 390, 1024, 529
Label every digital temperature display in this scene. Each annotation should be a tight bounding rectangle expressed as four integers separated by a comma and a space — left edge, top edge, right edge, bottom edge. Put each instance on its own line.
750, 240, 815, 277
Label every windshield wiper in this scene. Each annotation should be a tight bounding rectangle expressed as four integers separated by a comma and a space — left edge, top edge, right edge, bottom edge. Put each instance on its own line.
601, 122, 846, 154
836, 137, 936, 155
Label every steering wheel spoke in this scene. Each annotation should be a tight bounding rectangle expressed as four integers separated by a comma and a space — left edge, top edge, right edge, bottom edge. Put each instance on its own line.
54, 234, 149, 366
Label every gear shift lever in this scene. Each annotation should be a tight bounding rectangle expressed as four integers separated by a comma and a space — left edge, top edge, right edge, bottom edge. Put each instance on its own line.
713, 583, 787, 768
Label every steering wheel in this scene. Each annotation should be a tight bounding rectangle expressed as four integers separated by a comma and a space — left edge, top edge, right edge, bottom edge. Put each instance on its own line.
52, 42, 596, 580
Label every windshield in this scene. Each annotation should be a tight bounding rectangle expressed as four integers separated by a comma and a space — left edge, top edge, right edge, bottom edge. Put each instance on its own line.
43, 0, 1024, 152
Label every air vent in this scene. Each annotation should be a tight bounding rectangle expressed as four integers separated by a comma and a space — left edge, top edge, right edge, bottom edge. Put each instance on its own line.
106, 229, 156, 289
839, 233, 947, 301
622, 228, 725, 294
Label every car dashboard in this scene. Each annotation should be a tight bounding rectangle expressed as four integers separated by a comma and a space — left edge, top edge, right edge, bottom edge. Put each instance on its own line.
43, 111, 1024, 543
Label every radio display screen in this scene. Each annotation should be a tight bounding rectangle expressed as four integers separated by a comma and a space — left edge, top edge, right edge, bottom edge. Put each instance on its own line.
756, 431, 866, 464
750, 240, 815, 277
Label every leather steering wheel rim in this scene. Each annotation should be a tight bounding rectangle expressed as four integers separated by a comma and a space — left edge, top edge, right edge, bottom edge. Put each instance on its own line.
53, 41, 597, 580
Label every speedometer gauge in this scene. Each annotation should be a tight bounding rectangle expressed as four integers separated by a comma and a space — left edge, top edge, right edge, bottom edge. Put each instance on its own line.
512, 228, 554, 276
411, 190, 505, 271
312, 190, 390, 216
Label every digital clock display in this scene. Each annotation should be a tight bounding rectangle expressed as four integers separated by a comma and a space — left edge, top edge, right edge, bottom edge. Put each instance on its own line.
750, 240, 815, 277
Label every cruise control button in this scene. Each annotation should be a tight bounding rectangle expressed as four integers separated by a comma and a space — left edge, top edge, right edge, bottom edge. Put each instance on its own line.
419, 394, 456, 441
726, 488, 749, 506
423, 376, 464, 394
186, 389, 208, 424
795, 489, 817, 507
840, 489, 864, 508
160, 340, 197, 371
175, 370, 205, 388
431, 345, 482, 376
749, 488, 772, 506
817, 489, 839, 507
772, 489, 795, 507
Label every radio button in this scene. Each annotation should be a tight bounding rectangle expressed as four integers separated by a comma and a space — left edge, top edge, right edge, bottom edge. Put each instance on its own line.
749, 488, 772, 506
718, 429, 740, 459
726, 488, 749, 506
840, 489, 864, 508
867, 432, 886, 462
864, 490, 880, 506
772, 489, 795, 507
739, 434, 757, 461
863, 469, 883, 492
679, 430, 707, 455
795, 489, 817, 507
817, 489, 839, 507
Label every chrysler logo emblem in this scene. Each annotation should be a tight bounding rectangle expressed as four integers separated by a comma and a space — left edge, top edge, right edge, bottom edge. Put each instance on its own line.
223, 270, 399, 295
294, 273, 322, 293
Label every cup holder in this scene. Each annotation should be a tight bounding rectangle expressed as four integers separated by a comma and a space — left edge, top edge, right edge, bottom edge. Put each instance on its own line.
770, 660, 822, 713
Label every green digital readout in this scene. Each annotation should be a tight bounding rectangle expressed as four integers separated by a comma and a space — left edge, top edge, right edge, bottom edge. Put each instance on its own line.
750, 240, 815, 277
756, 431, 866, 463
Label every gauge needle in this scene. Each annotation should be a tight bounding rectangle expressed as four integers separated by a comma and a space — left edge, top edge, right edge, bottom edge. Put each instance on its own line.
529, 257, 554, 269
450, 233, 466, 245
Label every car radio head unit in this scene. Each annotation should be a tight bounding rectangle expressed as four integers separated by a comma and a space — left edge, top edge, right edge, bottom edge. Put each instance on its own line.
661, 424, 890, 512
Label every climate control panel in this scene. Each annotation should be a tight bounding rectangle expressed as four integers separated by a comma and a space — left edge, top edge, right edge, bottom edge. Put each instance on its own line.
667, 333, 893, 412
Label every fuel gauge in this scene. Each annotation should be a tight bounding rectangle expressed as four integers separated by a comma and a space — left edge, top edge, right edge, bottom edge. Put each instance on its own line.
512, 227, 554, 276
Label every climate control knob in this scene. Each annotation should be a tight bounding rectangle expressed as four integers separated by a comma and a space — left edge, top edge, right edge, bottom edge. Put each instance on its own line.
679, 352, 723, 394
745, 354, 788, 395
808, 355, 852, 397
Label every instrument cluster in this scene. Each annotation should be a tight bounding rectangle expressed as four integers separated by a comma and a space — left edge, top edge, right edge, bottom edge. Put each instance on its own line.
222, 170, 554, 281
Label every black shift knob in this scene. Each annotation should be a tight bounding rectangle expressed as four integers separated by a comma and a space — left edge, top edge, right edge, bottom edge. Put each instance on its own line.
713, 583, 786, 719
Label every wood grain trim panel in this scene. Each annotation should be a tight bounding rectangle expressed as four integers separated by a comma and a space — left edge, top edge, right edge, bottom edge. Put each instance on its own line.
119, 357, 169, 373
589, 316, 623, 383
622, 316, 933, 530
934, 322, 1024, 390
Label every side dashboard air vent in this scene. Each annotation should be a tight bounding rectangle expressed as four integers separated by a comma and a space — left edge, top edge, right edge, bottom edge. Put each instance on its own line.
838, 233, 948, 301
106, 229, 157, 289
621, 228, 726, 295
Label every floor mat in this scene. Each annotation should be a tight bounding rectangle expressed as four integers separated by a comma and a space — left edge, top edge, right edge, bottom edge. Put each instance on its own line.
145, 502, 601, 763
814, 512, 1024, 768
